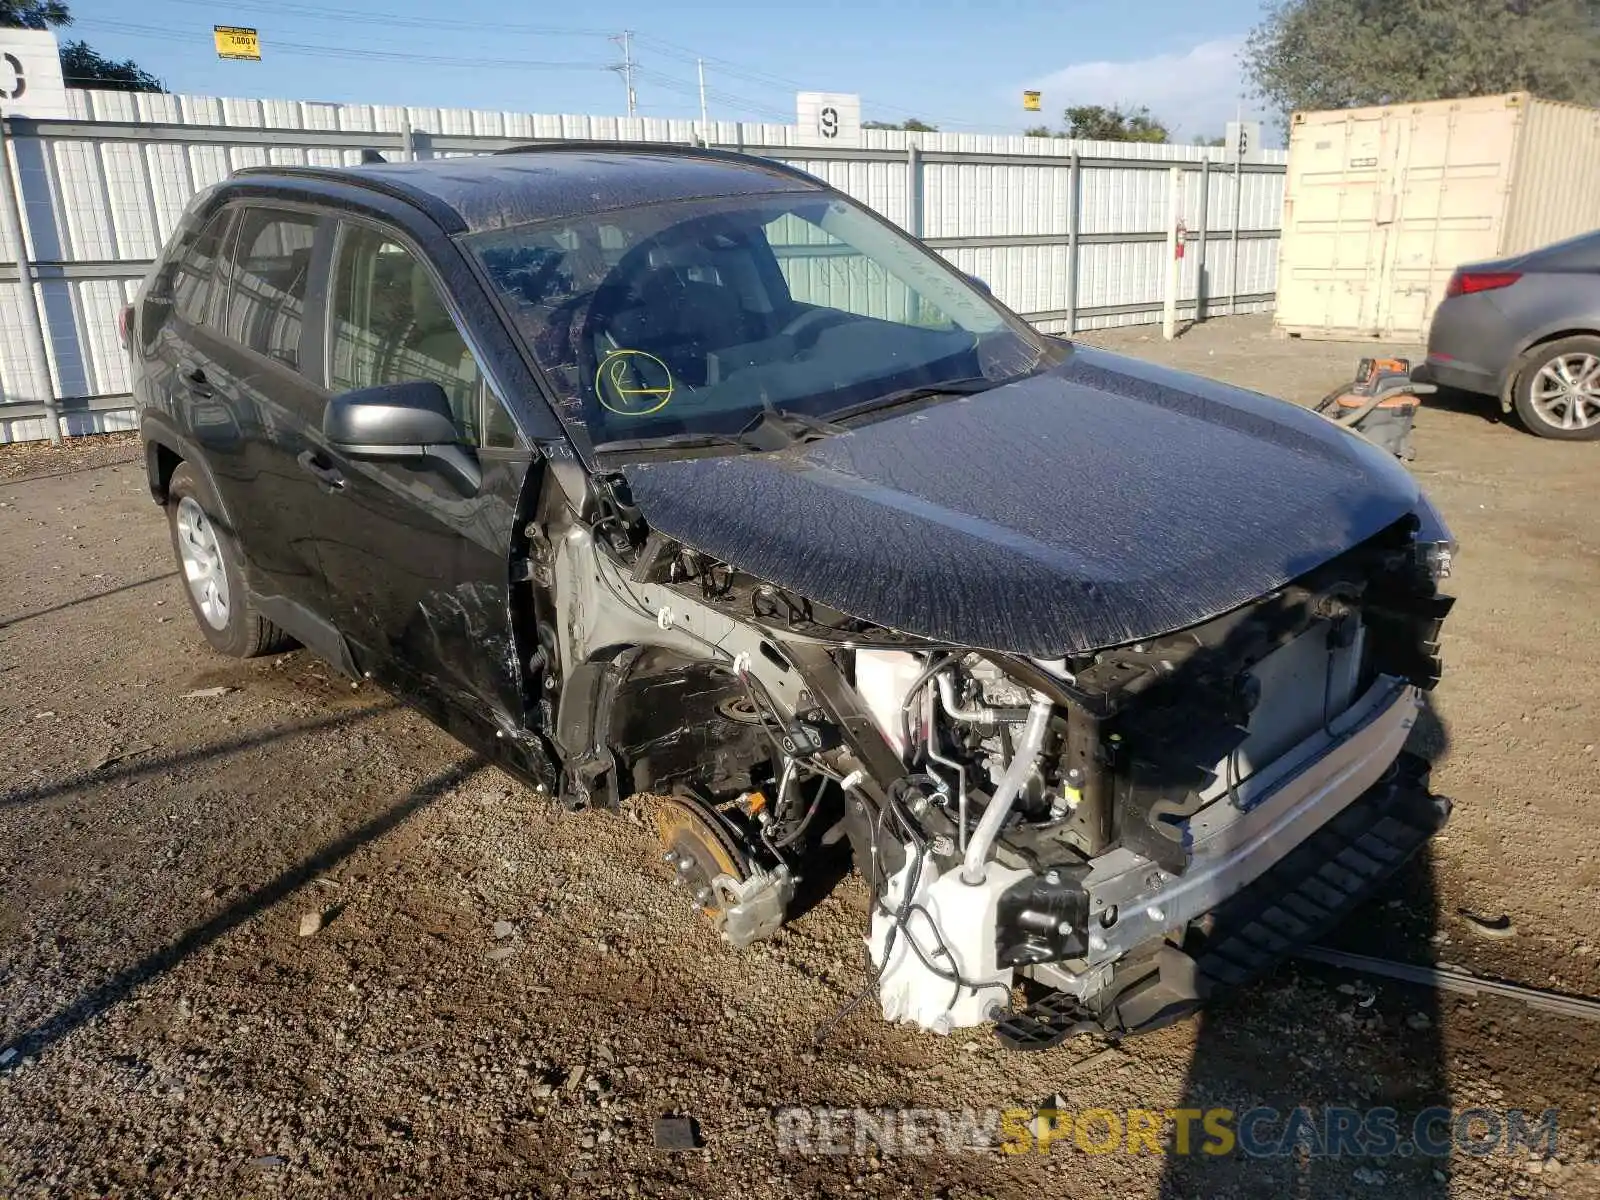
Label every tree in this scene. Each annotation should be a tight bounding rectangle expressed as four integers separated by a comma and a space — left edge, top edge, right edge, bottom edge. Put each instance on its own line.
1022, 106, 1171, 141
1192, 134, 1227, 147
60, 41, 163, 91
1245, 0, 1600, 120
0, 0, 163, 91
862, 117, 939, 132
0, 1, 69, 27
1062, 104, 1169, 142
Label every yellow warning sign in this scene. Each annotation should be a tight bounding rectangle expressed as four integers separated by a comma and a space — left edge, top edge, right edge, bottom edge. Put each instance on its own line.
214, 26, 261, 62
1023, 90, 1042, 112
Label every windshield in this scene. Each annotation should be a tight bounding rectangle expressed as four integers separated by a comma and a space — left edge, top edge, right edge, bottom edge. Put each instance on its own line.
464, 190, 1058, 449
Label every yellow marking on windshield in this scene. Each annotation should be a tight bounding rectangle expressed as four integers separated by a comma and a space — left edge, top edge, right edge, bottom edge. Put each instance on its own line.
596, 349, 674, 417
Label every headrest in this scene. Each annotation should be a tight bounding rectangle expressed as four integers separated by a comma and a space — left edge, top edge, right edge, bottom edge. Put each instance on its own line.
410, 267, 453, 331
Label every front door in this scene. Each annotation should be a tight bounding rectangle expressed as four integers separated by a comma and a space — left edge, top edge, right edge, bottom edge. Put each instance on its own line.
305, 220, 532, 741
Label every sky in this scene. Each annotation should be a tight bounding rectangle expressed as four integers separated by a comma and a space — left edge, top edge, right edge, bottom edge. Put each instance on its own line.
70, 0, 1271, 141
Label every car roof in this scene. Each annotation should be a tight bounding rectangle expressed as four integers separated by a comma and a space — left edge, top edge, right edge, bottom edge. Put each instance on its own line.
234, 143, 826, 235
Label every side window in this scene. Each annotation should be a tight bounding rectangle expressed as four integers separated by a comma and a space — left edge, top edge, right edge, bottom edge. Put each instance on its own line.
171, 208, 234, 328
219, 207, 318, 369
329, 224, 516, 447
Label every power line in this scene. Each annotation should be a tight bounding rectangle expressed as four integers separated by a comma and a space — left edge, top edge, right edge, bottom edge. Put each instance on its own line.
633, 34, 809, 95
157, 0, 612, 38
276, 44, 611, 71
89, 12, 998, 132
635, 32, 995, 130
82, 20, 776, 118
638, 75, 788, 122
632, 67, 791, 122
85, 20, 616, 72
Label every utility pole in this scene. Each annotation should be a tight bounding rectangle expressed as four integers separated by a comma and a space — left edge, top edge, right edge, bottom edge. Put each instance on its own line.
697, 58, 710, 144
610, 30, 637, 118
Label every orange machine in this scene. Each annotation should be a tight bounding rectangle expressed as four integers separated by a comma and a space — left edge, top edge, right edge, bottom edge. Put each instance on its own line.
1313, 357, 1435, 460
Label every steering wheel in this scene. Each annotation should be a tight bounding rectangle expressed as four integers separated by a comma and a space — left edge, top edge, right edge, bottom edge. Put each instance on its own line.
779, 306, 852, 346
577, 276, 637, 406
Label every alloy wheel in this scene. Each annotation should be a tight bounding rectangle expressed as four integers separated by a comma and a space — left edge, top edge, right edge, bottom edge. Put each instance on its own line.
175, 495, 231, 630
1530, 352, 1600, 431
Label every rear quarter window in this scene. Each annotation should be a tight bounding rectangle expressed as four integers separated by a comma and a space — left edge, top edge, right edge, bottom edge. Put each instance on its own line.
170, 208, 235, 328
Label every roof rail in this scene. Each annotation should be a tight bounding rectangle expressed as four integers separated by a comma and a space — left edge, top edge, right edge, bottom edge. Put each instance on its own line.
230, 141, 824, 234
230, 164, 466, 232
490, 139, 820, 186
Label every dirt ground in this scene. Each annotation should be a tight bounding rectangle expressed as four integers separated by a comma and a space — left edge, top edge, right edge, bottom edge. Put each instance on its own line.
1, 315, 1597, 1199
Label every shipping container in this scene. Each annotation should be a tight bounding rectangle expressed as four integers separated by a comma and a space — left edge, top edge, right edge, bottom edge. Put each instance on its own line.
1274, 92, 1600, 341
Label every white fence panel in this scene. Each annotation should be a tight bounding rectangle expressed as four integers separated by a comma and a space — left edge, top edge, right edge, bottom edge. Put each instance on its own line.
936, 243, 1074, 317
922, 162, 1074, 239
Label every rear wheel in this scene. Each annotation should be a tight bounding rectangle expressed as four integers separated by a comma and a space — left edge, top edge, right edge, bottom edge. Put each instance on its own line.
1512, 335, 1600, 440
166, 462, 295, 657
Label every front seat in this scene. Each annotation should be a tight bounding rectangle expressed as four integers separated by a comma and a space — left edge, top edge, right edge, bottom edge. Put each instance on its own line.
401, 268, 480, 426
604, 266, 749, 387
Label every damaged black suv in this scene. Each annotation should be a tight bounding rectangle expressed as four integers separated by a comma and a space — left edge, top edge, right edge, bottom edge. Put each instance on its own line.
128, 143, 1455, 1048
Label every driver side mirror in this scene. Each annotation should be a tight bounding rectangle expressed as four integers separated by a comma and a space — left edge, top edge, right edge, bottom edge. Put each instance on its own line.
966, 273, 993, 295
324, 381, 482, 493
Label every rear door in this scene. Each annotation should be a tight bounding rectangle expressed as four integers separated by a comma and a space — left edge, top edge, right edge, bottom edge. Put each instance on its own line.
305, 218, 529, 738
146, 204, 238, 435
178, 203, 336, 617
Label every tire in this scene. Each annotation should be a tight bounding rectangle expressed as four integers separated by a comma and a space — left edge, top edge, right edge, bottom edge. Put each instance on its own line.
165, 462, 296, 657
1511, 335, 1600, 440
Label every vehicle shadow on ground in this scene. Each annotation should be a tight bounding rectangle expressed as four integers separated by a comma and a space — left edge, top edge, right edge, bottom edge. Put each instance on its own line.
3, 754, 484, 1063
0, 452, 142, 486
0, 702, 396, 809
0, 571, 179, 630
1156, 696, 1452, 1198
1420, 386, 1503, 427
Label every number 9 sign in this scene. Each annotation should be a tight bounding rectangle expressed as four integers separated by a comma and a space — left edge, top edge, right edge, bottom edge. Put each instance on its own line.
0, 54, 25, 101
797, 93, 858, 147
0, 30, 72, 117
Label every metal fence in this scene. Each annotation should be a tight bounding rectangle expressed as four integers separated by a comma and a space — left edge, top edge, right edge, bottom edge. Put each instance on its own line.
0, 88, 1288, 443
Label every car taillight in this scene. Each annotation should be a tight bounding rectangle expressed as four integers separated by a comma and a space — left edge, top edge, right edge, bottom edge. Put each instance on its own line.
117, 303, 132, 350
1445, 270, 1522, 298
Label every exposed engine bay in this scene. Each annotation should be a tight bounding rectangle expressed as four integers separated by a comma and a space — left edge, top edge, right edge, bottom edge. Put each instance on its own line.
526, 469, 1455, 1047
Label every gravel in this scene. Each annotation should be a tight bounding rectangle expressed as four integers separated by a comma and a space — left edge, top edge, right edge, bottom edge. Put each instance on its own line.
2, 318, 1598, 1198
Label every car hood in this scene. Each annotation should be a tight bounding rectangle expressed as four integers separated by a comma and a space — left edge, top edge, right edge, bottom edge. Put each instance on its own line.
618, 346, 1426, 657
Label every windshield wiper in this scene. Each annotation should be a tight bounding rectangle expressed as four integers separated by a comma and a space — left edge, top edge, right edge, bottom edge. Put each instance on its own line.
735, 406, 846, 450
822, 375, 1004, 424
592, 430, 748, 455
593, 407, 846, 457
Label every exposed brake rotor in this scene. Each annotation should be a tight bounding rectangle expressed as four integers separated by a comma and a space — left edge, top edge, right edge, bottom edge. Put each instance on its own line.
645, 791, 753, 919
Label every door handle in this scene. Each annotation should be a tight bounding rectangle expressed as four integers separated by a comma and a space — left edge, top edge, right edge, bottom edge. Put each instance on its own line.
179, 362, 214, 398
297, 449, 346, 492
